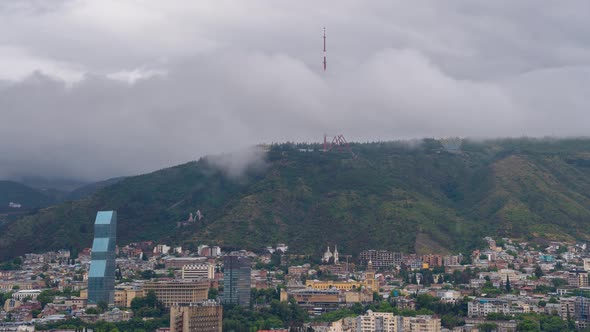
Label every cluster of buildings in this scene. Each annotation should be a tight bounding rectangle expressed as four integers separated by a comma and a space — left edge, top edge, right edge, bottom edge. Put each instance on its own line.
359, 250, 463, 270
308, 311, 441, 332
281, 238, 590, 331
8, 210, 590, 331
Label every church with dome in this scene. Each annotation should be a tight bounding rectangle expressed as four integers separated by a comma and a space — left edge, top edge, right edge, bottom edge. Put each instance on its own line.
321, 245, 339, 264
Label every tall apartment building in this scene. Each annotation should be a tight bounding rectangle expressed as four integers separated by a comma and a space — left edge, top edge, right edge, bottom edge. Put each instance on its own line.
422, 255, 443, 267
223, 255, 251, 306
443, 254, 463, 266
359, 250, 403, 268
143, 280, 208, 308
88, 211, 117, 305
198, 245, 222, 257
182, 263, 215, 280
170, 301, 222, 332
356, 310, 399, 331
560, 297, 576, 321
568, 270, 589, 288
575, 296, 590, 330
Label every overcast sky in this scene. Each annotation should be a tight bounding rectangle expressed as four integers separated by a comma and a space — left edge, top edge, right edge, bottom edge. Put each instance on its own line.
1, 1, 590, 181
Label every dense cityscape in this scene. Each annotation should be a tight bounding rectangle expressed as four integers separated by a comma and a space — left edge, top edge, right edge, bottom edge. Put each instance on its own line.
1, 211, 590, 331
3, 1, 590, 331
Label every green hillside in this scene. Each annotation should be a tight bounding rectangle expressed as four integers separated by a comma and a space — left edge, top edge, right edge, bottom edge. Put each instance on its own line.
0, 181, 58, 213
66, 177, 126, 201
2, 138, 590, 260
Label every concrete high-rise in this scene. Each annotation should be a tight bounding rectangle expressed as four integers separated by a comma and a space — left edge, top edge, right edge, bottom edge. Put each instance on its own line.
170, 301, 222, 332
143, 280, 209, 308
88, 211, 117, 305
223, 255, 251, 306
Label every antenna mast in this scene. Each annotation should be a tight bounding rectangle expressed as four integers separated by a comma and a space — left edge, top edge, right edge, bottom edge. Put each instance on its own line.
323, 27, 327, 71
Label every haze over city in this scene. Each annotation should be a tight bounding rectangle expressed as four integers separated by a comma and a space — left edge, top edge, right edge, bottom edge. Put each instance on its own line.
2, 0, 590, 181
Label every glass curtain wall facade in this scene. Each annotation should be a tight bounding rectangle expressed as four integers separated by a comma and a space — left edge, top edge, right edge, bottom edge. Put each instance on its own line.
88, 210, 117, 305
222, 256, 251, 306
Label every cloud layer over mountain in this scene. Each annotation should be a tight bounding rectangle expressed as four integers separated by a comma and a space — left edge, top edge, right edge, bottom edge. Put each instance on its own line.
2, 1, 590, 181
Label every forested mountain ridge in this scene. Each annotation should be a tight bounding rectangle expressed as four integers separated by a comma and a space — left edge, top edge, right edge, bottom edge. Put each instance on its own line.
2, 138, 590, 261
0, 180, 58, 213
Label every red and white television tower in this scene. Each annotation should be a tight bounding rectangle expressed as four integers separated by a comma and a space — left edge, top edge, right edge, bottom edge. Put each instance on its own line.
323, 27, 327, 71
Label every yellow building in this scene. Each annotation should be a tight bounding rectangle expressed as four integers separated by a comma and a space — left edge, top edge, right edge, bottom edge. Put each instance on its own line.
114, 287, 143, 308
64, 297, 87, 308
344, 291, 373, 303
170, 301, 222, 332
81, 286, 143, 308
280, 288, 289, 302
306, 261, 377, 291
402, 315, 441, 332
0, 282, 35, 291
305, 280, 364, 291
365, 261, 377, 290
143, 280, 208, 308
3, 299, 21, 312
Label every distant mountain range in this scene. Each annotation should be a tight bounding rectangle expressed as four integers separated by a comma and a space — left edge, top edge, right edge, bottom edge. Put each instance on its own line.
0, 177, 125, 217
2, 138, 590, 261
65, 177, 127, 201
0, 180, 58, 213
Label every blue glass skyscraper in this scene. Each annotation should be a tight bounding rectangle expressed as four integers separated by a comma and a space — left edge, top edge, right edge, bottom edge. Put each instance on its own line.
88, 211, 117, 305
223, 255, 251, 306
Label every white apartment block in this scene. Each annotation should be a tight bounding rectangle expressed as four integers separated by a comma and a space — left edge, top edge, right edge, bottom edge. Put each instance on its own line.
356, 311, 399, 332
182, 263, 215, 280
468, 298, 533, 318
355, 311, 441, 332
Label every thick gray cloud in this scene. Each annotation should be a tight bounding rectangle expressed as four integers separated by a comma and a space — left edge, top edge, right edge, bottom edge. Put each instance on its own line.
1, 0, 590, 181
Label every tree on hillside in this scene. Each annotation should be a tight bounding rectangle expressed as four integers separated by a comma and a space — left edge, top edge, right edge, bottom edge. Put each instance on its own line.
1, 292, 13, 303
478, 323, 497, 332
517, 318, 540, 332
37, 290, 56, 308
208, 288, 219, 300
130, 291, 164, 318
97, 301, 108, 313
